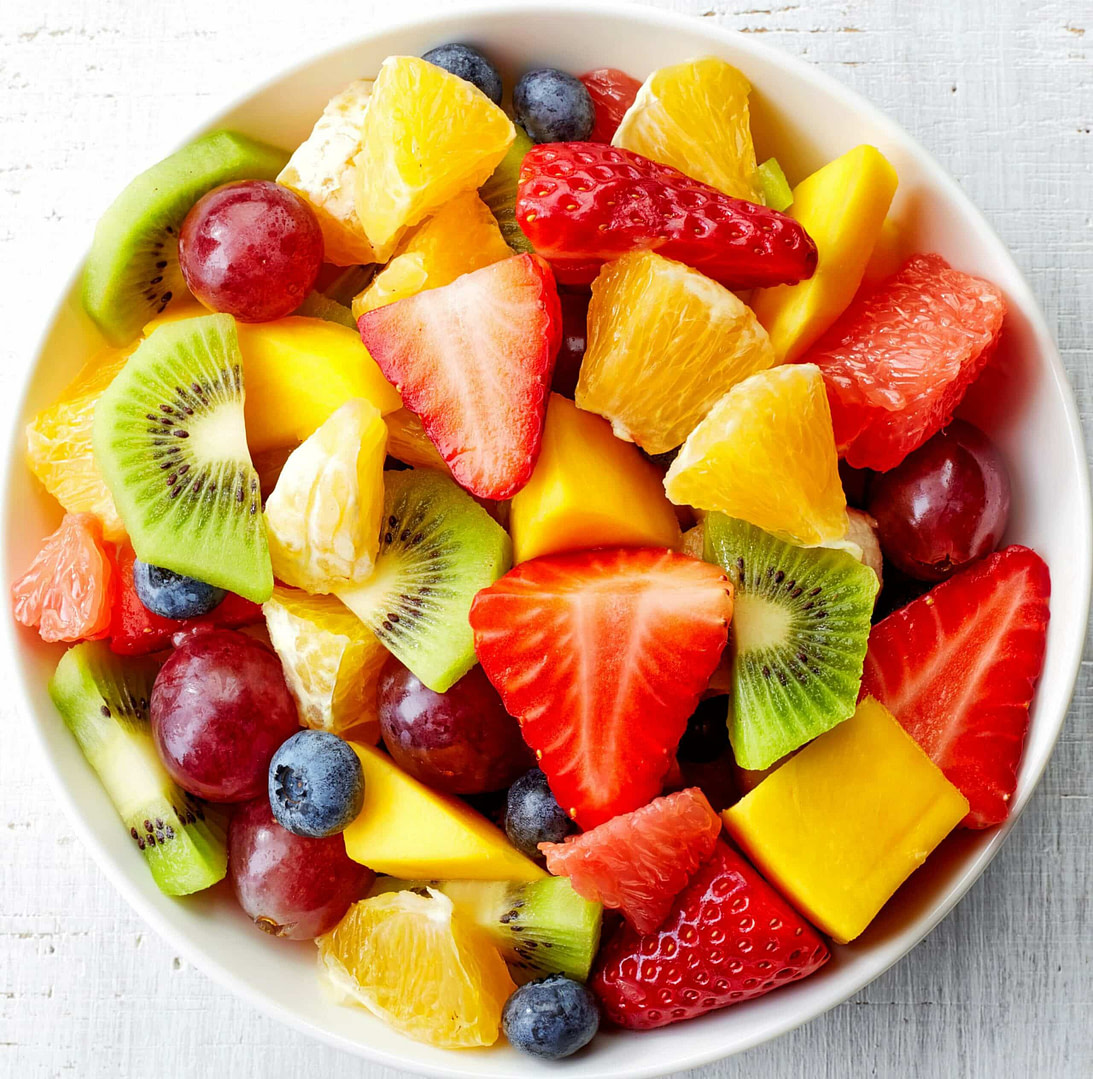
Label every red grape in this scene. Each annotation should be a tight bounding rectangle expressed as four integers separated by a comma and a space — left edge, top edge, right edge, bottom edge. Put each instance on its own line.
151, 629, 300, 802
867, 420, 1011, 581
228, 797, 371, 940
579, 68, 642, 144
178, 180, 323, 322
377, 661, 532, 794
552, 291, 589, 397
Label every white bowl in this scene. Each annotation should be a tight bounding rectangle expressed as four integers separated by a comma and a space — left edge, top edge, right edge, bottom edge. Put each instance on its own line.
3, 2, 1089, 1075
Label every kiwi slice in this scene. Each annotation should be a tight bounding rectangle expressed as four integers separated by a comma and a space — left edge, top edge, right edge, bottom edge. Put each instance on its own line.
320, 264, 376, 307
373, 877, 602, 983
93, 312, 273, 602
704, 514, 879, 770
82, 130, 288, 345
479, 126, 535, 253
49, 642, 226, 896
336, 469, 511, 693
293, 290, 357, 329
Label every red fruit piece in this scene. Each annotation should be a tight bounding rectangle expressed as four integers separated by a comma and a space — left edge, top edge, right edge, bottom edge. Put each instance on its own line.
802, 254, 1006, 472
861, 545, 1050, 828
580, 68, 642, 143
357, 253, 561, 500
12, 513, 114, 643
470, 548, 733, 828
592, 840, 830, 1030
516, 142, 817, 289
552, 290, 589, 397
541, 787, 722, 933
109, 544, 262, 655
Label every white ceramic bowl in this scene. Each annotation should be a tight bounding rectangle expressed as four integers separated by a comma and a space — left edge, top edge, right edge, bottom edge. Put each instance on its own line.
3, 3, 1089, 1075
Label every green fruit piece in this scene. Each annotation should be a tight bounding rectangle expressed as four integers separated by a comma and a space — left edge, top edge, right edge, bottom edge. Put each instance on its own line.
49, 642, 227, 896
755, 157, 793, 212
83, 130, 289, 345
93, 312, 272, 602
373, 876, 602, 983
704, 514, 878, 769
320, 264, 375, 307
479, 126, 535, 253
293, 290, 357, 329
336, 468, 512, 693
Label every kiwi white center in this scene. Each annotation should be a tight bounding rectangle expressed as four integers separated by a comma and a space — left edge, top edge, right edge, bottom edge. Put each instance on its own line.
732, 592, 793, 653
188, 404, 250, 465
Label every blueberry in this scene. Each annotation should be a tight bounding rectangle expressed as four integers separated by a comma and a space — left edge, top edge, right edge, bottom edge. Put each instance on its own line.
504, 768, 574, 860
268, 730, 364, 838
513, 68, 594, 143
502, 974, 600, 1060
422, 43, 503, 105
132, 560, 226, 620
677, 696, 730, 764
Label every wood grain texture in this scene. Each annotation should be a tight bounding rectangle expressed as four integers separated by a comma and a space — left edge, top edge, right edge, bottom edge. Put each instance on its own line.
0, 0, 1090, 1076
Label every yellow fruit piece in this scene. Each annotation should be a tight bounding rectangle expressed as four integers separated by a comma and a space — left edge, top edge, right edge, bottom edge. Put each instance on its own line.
613, 57, 762, 202
383, 407, 447, 471
318, 888, 514, 1048
25, 347, 129, 540
664, 364, 847, 547
262, 586, 386, 742
510, 394, 680, 563
861, 216, 903, 288
264, 400, 386, 593
278, 79, 386, 265
344, 742, 546, 882
232, 317, 401, 454
353, 56, 515, 252
751, 146, 898, 362
722, 697, 969, 943
353, 191, 512, 317
577, 251, 775, 454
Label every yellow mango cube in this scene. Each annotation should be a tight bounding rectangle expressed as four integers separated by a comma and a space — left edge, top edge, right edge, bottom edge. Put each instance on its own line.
722, 697, 968, 943
751, 145, 898, 362
344, 743, 546, 881
509, 394, 681, 564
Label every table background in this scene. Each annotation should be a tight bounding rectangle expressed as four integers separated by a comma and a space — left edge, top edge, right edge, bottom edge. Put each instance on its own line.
1, 0, 1090, 1076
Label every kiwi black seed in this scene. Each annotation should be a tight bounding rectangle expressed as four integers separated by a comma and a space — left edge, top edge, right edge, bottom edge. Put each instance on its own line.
703, 514, 879, 770
82, 130, 288, 345
48, 642, 227, 896
93, 312, 273, 602
337, 468, 511, 693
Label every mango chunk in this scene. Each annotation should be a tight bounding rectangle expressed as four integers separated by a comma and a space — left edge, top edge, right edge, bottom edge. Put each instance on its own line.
860, 216, 904, 288
344, 742, 546, 882
722, 696, 968, 944
751, 145, 897, 362
509, 394, 681, 564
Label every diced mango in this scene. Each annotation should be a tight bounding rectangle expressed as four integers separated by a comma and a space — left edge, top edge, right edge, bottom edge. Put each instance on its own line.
722, 697, 968, 943
343, 742, 546, 881
509, 394, 681, 564
751, 145, 898, 362
860, 217, 904, 288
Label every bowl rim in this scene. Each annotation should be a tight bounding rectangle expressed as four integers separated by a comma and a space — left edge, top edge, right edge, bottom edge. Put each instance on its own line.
3, 2, 1090, 1075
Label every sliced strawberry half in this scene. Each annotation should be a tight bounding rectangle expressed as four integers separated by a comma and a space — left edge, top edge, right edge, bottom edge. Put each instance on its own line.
861, 545, 1050, 828
541, 787, 723, 933
357, 253, 561, 500
469, 548, 733, 828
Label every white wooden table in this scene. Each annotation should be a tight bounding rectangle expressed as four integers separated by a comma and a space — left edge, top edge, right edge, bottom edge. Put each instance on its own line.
1, 1, 1090, 1076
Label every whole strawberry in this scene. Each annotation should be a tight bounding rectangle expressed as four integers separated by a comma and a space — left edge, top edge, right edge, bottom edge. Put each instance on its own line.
592, 841, 829, 1030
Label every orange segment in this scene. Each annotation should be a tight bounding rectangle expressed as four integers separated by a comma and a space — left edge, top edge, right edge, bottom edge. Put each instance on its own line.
353, 56, 515, 252
664, 364, 848, 547
576, 251, 775, 454
383, 408, 448, 472
317, 888, 515, 1048
613, 58, 762, 202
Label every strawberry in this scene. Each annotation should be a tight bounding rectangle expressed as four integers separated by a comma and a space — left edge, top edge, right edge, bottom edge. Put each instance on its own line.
516, 142, 817, 288
579, 68, 642, 143
592, 840, 830, 1030
541, 787, 723, 933
861, 545, 1050, 828
357, 253, 561, 500
469, 548, 733, 829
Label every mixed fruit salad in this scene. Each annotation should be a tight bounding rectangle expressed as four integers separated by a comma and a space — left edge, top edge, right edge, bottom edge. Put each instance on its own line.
13, 43, 1052, 1061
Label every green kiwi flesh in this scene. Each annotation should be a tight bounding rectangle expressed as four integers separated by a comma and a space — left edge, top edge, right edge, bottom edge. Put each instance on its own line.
479, 126, 535, 253
372, 877, 602, 984
320, 264, 375, 307
336, 469, 511, 693
49, 642, 227, 896
92, 313, 272, 602
704, 514, 878, 770
293, 290, 357, 329
82, 130, 288, 345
